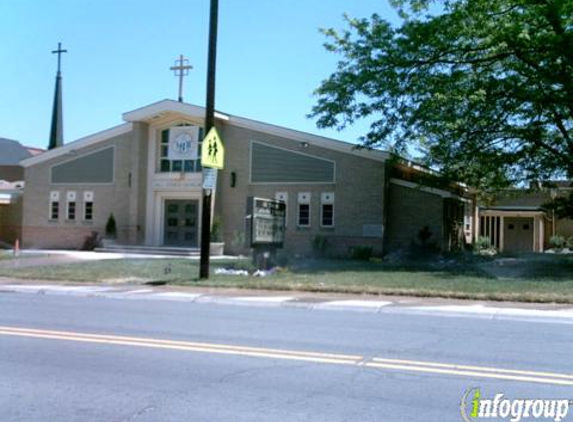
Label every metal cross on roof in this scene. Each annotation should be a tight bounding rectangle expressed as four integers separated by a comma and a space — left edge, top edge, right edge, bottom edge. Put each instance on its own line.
170, 54, 193, 102
52, 42, 67, 75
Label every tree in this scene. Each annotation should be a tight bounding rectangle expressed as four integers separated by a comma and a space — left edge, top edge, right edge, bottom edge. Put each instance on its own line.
310, 0, 573, 193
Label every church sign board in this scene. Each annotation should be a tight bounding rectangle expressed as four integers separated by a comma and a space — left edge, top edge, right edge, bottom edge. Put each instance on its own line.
248, 197, 286, 247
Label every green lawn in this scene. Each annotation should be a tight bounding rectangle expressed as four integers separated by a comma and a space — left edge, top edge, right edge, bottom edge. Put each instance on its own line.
1, 253, 572, 303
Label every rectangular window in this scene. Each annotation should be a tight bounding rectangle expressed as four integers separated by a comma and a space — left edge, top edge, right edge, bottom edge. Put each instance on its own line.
320, 193, 335, 227
275, 192, 288, 227
321, 204, 334, 227
297, 192, 311, 227
67, 202, 76, 220
66, 191, 77, 221
84, 202, 93, 221
49, 191, 60, 220
83, 191, 94, 221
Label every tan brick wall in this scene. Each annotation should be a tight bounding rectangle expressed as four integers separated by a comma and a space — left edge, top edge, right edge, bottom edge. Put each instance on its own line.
22, 126, 149, 249
215, 124, 386, 256
386, 183, 445, 252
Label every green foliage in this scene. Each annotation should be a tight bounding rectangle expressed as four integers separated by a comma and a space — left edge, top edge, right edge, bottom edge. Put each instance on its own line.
543, 191, 573, 219
350, 245, 373, 260
311, 0, 573, 197
549, 235, 566, 249
473, 236, 492, 251
311, 235, 329, 256
105, 214, 117, 238
211, 215, 223, 242
567, 237, 573, 249
230, 230, 246, 250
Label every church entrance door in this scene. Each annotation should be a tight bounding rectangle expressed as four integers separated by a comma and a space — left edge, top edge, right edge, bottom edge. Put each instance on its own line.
163, 200, 199, 247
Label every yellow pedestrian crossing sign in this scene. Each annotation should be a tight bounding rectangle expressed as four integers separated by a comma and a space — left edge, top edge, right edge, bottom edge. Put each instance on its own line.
201, 127, 225, 169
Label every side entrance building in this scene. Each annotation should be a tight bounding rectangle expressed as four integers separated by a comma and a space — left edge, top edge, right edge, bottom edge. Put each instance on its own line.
19, 100, 474, 256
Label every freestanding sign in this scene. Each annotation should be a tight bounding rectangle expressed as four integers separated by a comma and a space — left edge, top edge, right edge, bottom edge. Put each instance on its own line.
249, 197, 286, 247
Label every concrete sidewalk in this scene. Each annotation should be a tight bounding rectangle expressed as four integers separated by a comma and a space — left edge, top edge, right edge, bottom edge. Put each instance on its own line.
2, 277, 573, 324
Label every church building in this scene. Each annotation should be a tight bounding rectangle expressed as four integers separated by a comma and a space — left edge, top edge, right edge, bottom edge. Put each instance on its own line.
18, 99, 475, 256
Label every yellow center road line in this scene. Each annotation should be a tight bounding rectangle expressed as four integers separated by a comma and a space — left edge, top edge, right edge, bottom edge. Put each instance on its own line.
1, 326, 572, 386
0, 326, 361, 365
371, 357, 573, 381
365, 362, 573, 387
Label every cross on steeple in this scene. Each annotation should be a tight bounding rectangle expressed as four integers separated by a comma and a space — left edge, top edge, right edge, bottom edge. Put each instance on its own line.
170, 54, 193, 102
48, 42, 67, 150
52, 42, 67, 75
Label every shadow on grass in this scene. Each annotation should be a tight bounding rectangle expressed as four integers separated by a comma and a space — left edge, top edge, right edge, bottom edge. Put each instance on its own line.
286, 254, 573, 282
288, 257, 494, 278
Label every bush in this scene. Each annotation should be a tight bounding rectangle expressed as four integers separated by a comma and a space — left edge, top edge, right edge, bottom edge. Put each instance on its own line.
350, 245, 373, 261
105, 214, 117, 239
549, 235, 566, 249
81, 231, 101, 251
567, 237, 573, 249
211, 215, 223, 242
473, 236, 491, 251
311, 235, 329, 257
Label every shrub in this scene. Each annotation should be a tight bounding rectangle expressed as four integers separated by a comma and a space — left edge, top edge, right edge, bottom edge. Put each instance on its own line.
81, 231, 100, 251
350, 245, 373, 261
211, 215, 223, 242
567, 237, 573, 249
230, 230, 246, 250
105, 214, 117, 239
549, 235, 566, 249
311, 235, 329, 257
473, 236, 491, 251
418, 226, 433, 245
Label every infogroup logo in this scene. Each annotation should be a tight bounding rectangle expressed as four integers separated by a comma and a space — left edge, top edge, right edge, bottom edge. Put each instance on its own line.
460, 388, 571, 422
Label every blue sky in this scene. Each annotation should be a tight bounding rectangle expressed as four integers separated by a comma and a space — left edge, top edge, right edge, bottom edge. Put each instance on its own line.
0, 0, 399, 150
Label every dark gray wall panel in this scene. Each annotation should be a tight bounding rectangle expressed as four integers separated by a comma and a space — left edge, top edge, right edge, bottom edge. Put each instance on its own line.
251, 142, 334, 183
51, 147, 114, 183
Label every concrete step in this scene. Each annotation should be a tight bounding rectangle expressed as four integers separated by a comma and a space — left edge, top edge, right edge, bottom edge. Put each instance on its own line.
94, 245, 200, 256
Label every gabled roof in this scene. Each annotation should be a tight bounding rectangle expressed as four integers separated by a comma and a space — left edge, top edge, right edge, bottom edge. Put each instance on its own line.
20, 124, 132, 168
21, 99, 391, 168
123, 99, 390, 163
0, 138, 32, 165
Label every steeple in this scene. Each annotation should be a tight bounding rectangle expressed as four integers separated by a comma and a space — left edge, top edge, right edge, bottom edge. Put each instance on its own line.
48, 42, 67, 150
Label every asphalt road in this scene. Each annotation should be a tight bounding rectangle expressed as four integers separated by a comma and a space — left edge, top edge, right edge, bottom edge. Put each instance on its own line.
0, 292, 571, 422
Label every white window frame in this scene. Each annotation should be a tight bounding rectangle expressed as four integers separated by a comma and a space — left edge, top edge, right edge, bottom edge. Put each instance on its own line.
66, 191, 77, 221
275, 192, 288, 227
320, 192, 335, 228
83, 191, 94, 221
49, 191, 60, 221
297, 192, 311, 227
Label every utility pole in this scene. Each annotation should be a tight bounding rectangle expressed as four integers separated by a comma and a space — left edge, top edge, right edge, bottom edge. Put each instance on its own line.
199, 0, 219, 279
